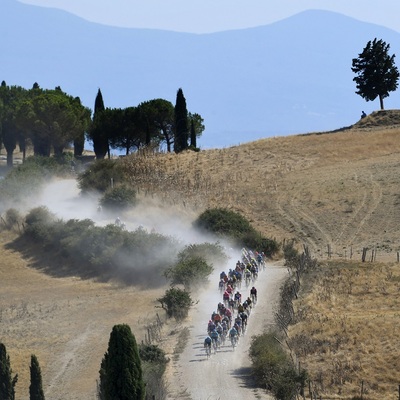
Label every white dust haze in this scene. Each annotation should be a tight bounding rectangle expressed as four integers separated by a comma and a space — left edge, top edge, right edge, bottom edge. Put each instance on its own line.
24, 178, 238, 286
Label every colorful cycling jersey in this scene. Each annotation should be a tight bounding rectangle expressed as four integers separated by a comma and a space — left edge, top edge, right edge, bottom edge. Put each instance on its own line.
210, 330, 219, 339
229, 328, 238, 337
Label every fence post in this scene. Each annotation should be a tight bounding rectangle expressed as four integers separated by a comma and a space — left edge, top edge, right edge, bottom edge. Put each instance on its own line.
361, 380, 364, 398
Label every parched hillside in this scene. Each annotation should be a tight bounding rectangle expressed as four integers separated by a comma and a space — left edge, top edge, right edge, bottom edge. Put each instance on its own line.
122, 110, 400, 261
1, 110, 400, 399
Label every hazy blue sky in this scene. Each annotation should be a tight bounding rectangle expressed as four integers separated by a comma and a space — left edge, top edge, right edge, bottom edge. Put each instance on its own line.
18, 0, 400, 33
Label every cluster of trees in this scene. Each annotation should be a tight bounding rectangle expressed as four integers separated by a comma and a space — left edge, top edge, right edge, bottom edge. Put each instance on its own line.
0, 82, 90, 167
0, 82, 204, 169
90, 87, 204, 158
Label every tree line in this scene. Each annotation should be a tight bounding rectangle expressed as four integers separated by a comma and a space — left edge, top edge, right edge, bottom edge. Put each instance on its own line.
0, 82, 203, 168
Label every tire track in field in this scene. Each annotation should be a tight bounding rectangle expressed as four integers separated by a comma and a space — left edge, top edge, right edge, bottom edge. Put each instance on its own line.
336, 172, 383, 246
275, 185, 330, 251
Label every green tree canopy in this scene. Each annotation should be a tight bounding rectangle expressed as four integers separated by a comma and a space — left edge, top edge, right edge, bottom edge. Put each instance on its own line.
16, 87, 91, 157
99, 324, 145, 400
352, 38, 399, 110
0, 84, 29, 167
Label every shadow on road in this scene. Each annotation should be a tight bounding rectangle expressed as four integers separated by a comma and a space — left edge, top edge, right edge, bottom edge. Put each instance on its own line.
231, 366, 261, 390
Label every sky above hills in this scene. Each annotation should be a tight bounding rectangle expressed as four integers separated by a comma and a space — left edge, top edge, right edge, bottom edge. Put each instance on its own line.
17, 0, 400, 34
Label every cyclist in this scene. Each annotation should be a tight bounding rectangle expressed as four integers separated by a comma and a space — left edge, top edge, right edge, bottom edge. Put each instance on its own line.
207, 320, 216, 333
204, 335, 212, 350
210, 329, 220, 350
229, 326, 238, 345
250, 286, 257, 303
234, 290, 242, 306
240, 311, 248, 331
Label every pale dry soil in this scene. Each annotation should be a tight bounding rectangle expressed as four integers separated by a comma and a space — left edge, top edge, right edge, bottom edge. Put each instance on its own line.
0, 230, 166, 400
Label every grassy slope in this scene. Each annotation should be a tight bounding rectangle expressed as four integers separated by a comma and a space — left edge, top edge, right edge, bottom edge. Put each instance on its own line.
1, 109, 400, 399
118, 109, 400, 399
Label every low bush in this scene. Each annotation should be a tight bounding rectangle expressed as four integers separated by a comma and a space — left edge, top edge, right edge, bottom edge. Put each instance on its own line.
249, 332, 307, 400
77, 159, 126, 193
139, 344, 169, 400
2, 208, 23, 231
0, 156, 75, 210
157, 287, 193, 320
194, 208, 279, 256
165, 256, 213, 289
99, 184, 137, 212
22, 215, 179, 286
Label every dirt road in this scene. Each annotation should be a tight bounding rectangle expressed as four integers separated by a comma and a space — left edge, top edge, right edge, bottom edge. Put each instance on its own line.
167, 261, 287, 400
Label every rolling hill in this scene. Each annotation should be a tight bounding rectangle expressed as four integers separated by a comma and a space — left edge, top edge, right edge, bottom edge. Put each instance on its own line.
2, 0, 400, 148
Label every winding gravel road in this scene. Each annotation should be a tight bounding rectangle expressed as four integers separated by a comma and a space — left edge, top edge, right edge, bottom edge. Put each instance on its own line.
167, 260, 287, 400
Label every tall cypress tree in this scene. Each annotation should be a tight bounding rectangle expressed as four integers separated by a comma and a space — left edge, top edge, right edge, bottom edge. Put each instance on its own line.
91, 89, 109, 159
0, 343, 18, 400
99, 324, 145, 400
174, 88, 188, 153
29, 355, 45, 400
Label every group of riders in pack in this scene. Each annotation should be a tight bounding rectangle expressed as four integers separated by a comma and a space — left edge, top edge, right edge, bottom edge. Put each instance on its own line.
204, 249, 264, 356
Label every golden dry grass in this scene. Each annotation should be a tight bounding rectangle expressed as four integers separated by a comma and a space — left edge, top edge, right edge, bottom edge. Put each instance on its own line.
289, 261, 400, 399
121, 113, 400, 261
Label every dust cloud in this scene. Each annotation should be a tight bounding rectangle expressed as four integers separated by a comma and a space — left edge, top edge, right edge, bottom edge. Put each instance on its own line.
18, 178, 236, 287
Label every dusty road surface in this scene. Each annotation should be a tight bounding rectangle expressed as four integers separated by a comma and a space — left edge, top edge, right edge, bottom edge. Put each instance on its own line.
167, 261, 287, 400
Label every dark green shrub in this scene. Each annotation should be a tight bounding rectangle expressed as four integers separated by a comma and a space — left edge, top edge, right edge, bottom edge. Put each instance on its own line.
177, 242, 227, 265
194, 208, 279, 256
99, 185, 137, 211
194, 208, 252, 237
249, 332, 307, 400
165, 256, 213, 289
77, 159, 126, 193
3, 208, 22, 230
157, 287, 193, 320
0, 156, 74, 208
139, 344, 168, 400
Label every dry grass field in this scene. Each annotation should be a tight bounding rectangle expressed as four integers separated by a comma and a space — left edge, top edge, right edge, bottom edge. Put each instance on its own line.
1, 109, 400, 399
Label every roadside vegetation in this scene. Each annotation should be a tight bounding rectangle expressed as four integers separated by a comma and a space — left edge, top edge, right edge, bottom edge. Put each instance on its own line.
0, 155, 75, 211
194, 208, 279, 257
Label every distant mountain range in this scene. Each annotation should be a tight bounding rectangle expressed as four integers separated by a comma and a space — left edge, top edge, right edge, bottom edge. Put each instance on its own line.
2, 0, 400, 149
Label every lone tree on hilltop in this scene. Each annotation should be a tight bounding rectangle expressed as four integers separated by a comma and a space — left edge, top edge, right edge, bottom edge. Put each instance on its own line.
0, 343, 18, 400
29, 355, 45, 400
99, 324, 145, 400
352, 38, 399, 110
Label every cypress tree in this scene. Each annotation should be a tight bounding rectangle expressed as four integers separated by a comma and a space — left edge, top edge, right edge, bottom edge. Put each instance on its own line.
99, 324, 145, 400
0, 343, 18, 400
29, 355, 45, 400
91, 88, 109, 159
174, 88, 188, 153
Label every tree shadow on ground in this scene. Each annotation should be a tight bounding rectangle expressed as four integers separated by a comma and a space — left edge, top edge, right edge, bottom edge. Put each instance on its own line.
4, 234, 114, 282
231, 366, 263, 391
